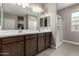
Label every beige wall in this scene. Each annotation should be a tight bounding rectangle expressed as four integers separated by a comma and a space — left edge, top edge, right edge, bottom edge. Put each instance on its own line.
58, 4, 79, 43
41, 3, 57, 47
34, 3, 57, 47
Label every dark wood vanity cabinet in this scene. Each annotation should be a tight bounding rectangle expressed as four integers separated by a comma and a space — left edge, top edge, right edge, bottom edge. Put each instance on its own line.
1, 36, 24, 56
25, 34, 37, 56
37, 32, 51, 52
0, 32, 51, 56
2, 41, 24, 56
45, 32, 51, 48
38, 33, 46, 52
0, 39, 2, 56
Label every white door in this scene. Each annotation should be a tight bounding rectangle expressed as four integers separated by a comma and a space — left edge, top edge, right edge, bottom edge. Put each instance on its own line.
4, 19, 16, 30
56, 15, 63, 44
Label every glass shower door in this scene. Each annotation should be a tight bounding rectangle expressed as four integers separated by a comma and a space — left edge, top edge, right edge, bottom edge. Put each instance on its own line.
56, 15, 63, 45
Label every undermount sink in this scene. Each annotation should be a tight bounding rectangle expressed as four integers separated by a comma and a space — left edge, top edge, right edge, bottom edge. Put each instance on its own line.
18, 30, 23, 33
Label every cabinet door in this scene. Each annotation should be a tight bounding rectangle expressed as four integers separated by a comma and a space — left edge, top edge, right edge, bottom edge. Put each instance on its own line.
38, 33, 45, 52
0, 39, 2, 56
2, 41, 24, 56
25, 38, 37, 56
45, 33, 51, 48
46, 36, 50, 48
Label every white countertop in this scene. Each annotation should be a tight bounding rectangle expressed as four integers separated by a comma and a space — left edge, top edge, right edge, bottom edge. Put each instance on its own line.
0, 29, 52, 38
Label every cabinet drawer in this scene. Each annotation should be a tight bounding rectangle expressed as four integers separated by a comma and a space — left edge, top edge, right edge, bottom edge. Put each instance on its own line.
2, 41, 24, 56
0, 39, 2, 55
25, 38, 37, 56
38, 37, 45, 52
2, 36, 24, 44
46, 36, 50, 48
25, 34, 37, 39
38, 33, 45, 38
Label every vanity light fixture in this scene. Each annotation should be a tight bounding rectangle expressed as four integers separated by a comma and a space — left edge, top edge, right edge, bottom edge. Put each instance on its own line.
15, 3, 43, 13
32, 6, 43, 14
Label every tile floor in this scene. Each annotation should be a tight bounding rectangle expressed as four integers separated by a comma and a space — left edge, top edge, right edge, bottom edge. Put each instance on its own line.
36, 42, 79, 56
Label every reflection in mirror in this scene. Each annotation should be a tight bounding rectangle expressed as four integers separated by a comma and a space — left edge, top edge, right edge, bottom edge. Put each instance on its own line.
39, 16, 50, 28
0, 3, 3, 30
0, 3, 50, 30
40, 18, 43, 27
18, 16, 24, 30
44, 17, 47, 27
28, 15, 37, 30
2, 3, 39, 30
0, 4, 1, 29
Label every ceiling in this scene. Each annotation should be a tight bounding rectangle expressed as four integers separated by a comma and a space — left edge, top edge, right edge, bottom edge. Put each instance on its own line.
57, 3, 77, 10
2, 3, 77, 16
30, 3, 77, 11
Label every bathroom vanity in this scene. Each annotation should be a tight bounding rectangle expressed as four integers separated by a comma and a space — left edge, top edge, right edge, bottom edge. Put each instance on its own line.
0, 3, 53, 56
0, 30, 52, 56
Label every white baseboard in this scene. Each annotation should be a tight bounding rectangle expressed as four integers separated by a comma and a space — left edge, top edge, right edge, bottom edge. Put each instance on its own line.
51, 40, 79, 49
50, 40, 64, 48
64, 40, 79, 45
56, 40, 64, 48
50, 45, 56, 48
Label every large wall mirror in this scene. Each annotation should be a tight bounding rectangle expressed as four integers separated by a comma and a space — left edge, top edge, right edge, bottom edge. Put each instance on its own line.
1, 3, 39, 30
0, 3, 50, 30
0, 6, 1, 29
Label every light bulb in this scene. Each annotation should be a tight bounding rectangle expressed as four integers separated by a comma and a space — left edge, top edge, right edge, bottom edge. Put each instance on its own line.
32, 6, 43, 13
